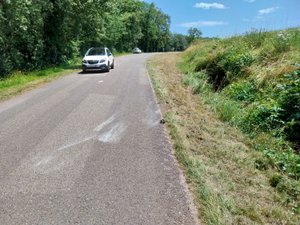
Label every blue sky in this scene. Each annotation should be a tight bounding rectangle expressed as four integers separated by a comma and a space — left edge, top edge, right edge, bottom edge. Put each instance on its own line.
143, 0, 300, 37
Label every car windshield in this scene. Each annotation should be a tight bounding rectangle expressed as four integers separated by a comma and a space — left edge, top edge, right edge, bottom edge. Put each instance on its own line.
86, 48, 106, 56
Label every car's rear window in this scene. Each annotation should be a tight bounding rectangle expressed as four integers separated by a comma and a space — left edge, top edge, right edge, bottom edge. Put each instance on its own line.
87, 48, 105, 56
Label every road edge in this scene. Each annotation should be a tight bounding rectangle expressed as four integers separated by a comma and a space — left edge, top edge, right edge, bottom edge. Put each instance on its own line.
144, 59, 200, 225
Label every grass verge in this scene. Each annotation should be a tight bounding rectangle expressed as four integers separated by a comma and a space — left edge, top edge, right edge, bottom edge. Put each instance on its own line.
147, 53, 299, 224
0, 59, 82, 101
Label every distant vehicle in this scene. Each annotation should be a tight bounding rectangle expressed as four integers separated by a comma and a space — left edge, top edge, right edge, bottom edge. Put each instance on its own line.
82, 47, 114, 73
132, 47, 142, 54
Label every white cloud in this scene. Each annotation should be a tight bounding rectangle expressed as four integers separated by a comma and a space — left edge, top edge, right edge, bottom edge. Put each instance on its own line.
180, 21, 228, 27
244, 6, 279, 23
258, 7, 279, 15
194, 2, 226, 9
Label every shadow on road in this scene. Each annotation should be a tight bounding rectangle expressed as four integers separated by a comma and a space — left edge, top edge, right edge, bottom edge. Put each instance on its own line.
77, 70, 109, 75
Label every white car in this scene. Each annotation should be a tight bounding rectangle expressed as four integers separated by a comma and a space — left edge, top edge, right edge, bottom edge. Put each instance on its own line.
132, 47, 142, 54
82, 47, 114, 72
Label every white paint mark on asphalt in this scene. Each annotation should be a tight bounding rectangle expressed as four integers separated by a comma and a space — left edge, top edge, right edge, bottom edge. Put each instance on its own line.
98, 80, 104, 83
33, 136, 95, 169
98, 122, 127, 143
94, 115, 115, 132
56, 136, 95, 151
35, 156, 54, 167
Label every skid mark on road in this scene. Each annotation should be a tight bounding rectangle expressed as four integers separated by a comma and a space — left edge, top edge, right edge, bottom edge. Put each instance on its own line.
93, 114, 128, 144
32, 135, 96, 173
94, 115, 115, 132
1, 104, 128, 195
56, 136, 95, 151
35, 155, 54, 167
0, 94, 118, 194
98, 122, 127, 143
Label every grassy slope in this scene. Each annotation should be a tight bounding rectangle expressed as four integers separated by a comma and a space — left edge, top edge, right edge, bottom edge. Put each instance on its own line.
179, 28, 300, 220
148, 53, 299, 224
180, 29, 300, 158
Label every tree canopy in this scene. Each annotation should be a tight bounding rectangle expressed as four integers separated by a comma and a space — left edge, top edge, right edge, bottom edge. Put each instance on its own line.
0, 0, 197, 77
187, 27, 202, 44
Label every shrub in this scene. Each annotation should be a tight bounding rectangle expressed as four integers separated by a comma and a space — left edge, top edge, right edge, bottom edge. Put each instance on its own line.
204, 47, 254, 90
241, 99, 285, 134
218, 47, 254, 75
205, 57, 227, 90
253, 138, 300, 178
277, 68, 300, 148
224, 81, 258, 103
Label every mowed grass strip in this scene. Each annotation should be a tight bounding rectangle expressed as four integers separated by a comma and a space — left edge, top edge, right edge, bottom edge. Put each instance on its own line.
147, 53, 299, 225
0, 66, 79, 101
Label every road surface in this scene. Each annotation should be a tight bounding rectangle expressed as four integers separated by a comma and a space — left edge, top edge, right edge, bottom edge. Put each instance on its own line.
0, 54, 198, 225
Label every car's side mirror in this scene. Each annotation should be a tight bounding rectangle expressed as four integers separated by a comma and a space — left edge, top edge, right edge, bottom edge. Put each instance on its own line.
108, 53, 112, 56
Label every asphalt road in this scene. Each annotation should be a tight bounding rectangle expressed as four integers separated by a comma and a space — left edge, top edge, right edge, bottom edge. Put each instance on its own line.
0, 54, 198, 225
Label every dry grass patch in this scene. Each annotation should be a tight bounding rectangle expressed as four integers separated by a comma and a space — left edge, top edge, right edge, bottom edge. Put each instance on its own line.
148, 53, 299, 224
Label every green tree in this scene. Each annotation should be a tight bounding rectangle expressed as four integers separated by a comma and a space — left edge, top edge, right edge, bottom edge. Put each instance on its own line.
139, 2, 171, 52
1, 0, 48, 71
187, 27, 202, 44
171, 34, 188, 51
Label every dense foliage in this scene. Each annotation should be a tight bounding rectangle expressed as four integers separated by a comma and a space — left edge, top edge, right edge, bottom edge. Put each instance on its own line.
0, 0, 191, 77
